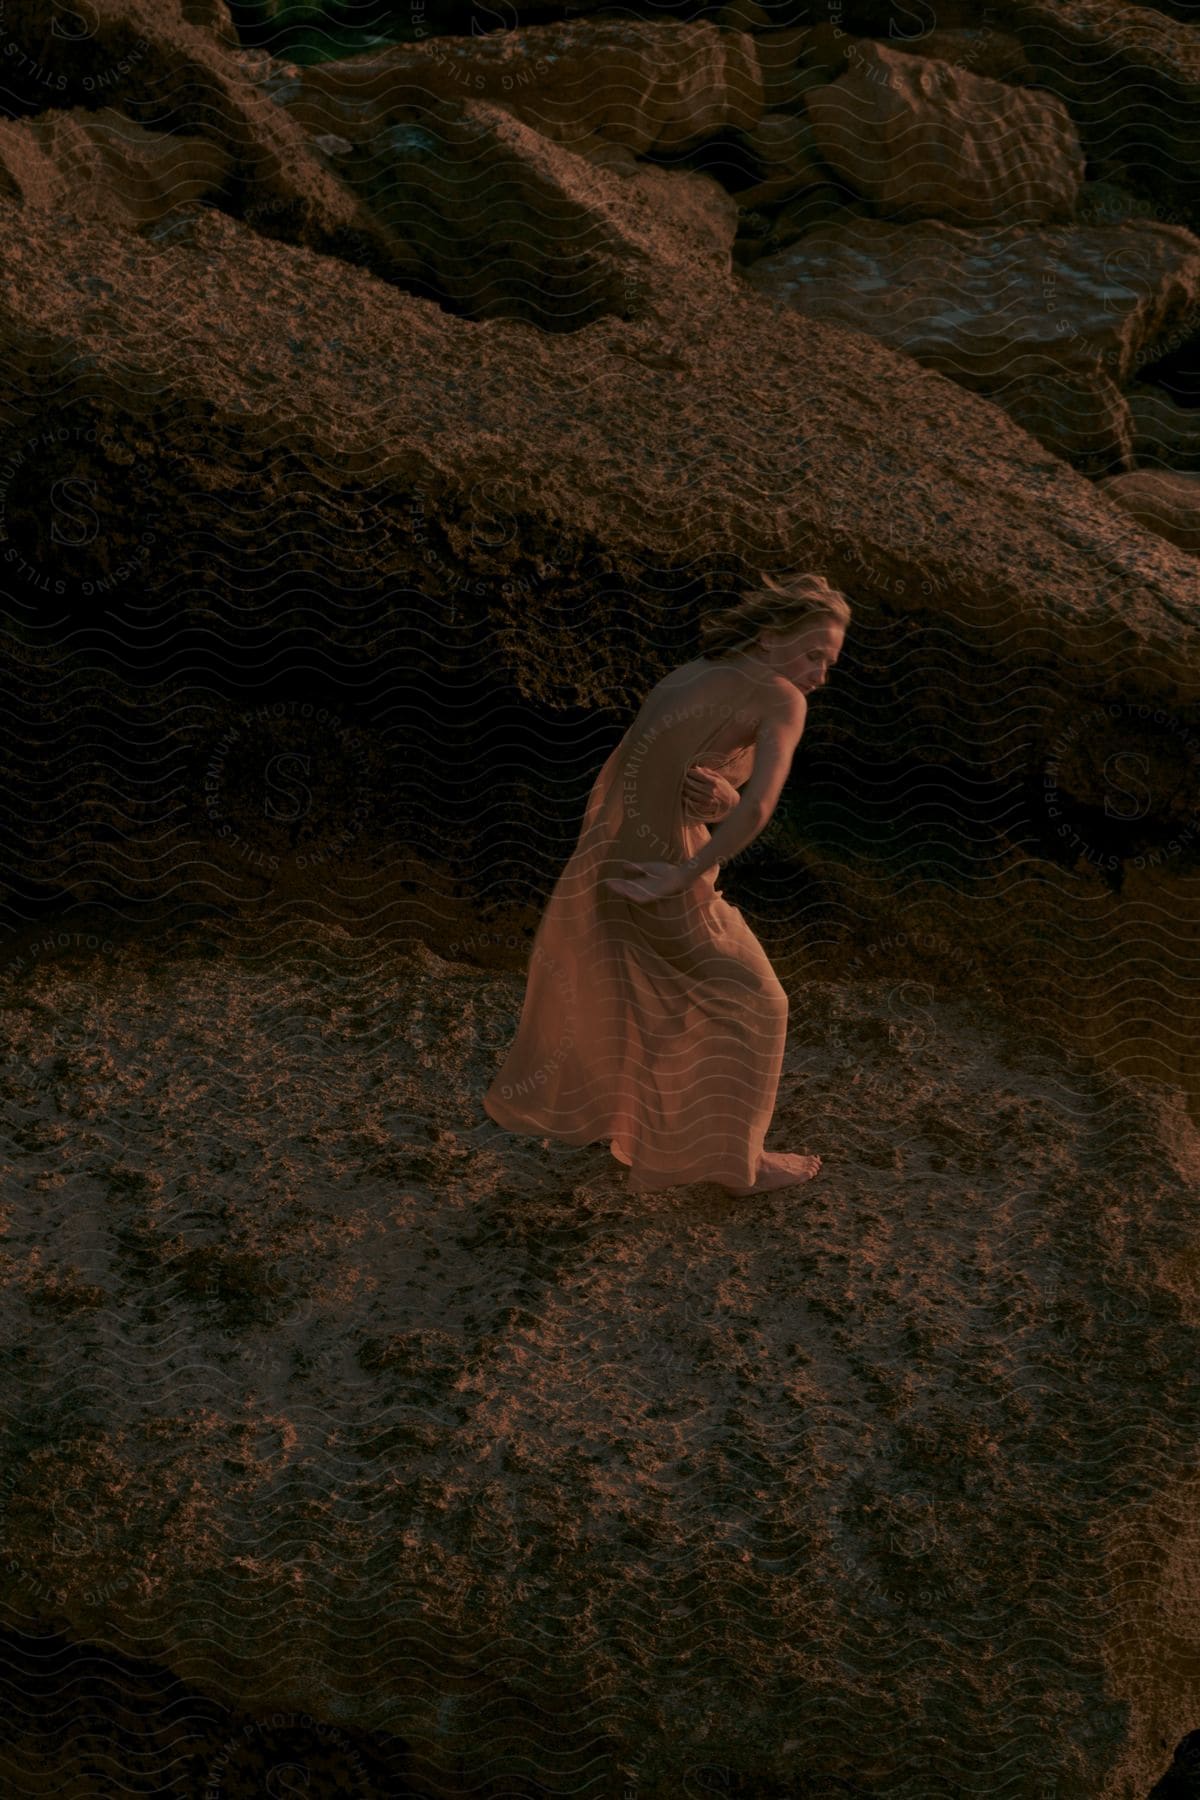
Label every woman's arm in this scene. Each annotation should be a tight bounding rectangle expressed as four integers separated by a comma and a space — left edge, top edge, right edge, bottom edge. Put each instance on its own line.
684, 767, 740, 821
677, 686, 807, 886
604, 686, 807, 905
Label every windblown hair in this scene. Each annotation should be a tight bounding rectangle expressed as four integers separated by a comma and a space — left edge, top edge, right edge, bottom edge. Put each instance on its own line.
697, 570, 852, 661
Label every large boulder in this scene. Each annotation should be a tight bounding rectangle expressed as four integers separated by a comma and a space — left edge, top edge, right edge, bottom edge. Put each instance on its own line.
737, 20, 1033, 113
308, 96, 738, 328
802, 39, 1084, 224
0, 107, 231, 228
0, 6, 1197, 1797
997, 369, 1135, 472
0, 0, 362, 248
0, 194, 1192, 676
285, 19, 764, 159
0, 185, 1196, 1144
0, 928, 1198, 1797
1098, 469, 1200, 552
0, 5, 739, 327
733, 110, 826, 207
1002, 0, 1200, 226
743, 216, 1200, 463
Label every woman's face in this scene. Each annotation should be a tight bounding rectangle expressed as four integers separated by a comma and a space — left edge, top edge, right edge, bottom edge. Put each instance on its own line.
760, 618, 846, 693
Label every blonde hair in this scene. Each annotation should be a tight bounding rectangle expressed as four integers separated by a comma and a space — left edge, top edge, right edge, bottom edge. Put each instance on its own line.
697, 570, 851, 661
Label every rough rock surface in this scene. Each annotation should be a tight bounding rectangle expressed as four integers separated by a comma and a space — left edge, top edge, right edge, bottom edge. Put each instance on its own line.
751, 25, 841, 112
0, 0, 363, 250
743, 216, 1200, 460
309, 95, 738, 328
0, 107, 231, 227
745, 216, 1200, 388
734, 109, 825, 208
1002, 0, 1200, 224
0, 927, 1198, 1798
1098, 469, 1200, 553
999, 368, 1135, 473
891, 25, 1037, 86
286, 18, 764, 158
0, 1, 1198, 1796
802, 39, 1084, 224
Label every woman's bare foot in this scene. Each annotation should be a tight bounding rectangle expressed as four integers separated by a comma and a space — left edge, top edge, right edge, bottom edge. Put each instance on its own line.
721, 1151, 821, 1196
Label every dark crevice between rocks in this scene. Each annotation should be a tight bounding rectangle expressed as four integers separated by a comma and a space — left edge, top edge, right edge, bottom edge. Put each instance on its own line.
9, 579, 1190, 920
632, 123, 765, 194
1021, 774, 1200, 895
1137, 326, 1200, 411
0, 1620, 416, 1798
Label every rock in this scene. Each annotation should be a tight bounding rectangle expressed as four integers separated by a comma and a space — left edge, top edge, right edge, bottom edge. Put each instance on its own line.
803, 40, 1085, 224
998, 369, 1135, 473
0, 0, 363, 251
0, 190, 1195, 923
0, 107, 231, 228
882, 25, 1036, 86
336, 97, 738, 326
1097, 469, 1200, 552
0, 182, 1192, 656
1127, 383, 1200, 470
1, 932, 1199, 1795
753, 184, 875, 253
733, 110, 825, 207
743, 216, 1200, 391
179, 0, 240, 44
229, 45, 305, 107
307, 132, 355, 162
743, 212, 1200, 461
1003, 0, 1200, 226
0, 1, 744, 323
287, 19, 764, 158
790, 21, 871, 81
750, 26, 834, 112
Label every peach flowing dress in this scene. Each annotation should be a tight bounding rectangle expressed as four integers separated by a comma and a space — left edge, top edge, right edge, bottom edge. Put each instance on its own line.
482, 665, 789, 1191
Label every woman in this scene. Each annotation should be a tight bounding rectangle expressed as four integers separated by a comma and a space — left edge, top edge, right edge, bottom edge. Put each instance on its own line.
482, 571, 851, 1196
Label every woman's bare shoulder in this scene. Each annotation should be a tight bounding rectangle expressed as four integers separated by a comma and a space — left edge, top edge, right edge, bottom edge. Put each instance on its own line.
655, 655, 797, 716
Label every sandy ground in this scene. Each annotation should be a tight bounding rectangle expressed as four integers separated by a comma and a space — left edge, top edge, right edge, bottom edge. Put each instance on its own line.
0, 917, 1198, 1798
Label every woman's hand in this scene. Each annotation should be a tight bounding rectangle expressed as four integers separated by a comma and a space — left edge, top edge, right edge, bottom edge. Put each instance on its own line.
684, 768, 740, 823
603, 860, 689, 903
